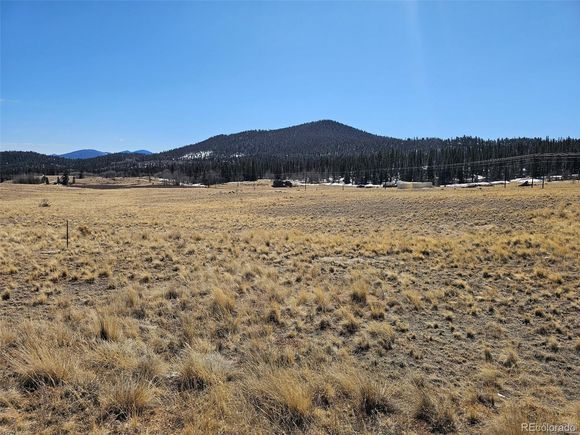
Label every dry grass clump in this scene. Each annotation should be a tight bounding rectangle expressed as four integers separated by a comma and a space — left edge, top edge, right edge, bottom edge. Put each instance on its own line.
102, 376, 155, 420
313, 287, 331, 312
265, 303, 282, 324
350, 281, 368, 305
92, 312, 122, 341
369, 302, 385, 320
403, 289, 423, 310
244, 368, 313, 430
412, 386, 457, 434
163, 286, 183, 300
341, 309, 360, 334
500, 346, 519, 368
0, 322, 18, 349
11, 342, 77, 390
134, 353, 165, 381
176, 348, 234, 391
333, 369, 397, 417
212, 288, 236, 316
487, 397, 562, 435
546, 335, 559, 352
367, 321, 395, 350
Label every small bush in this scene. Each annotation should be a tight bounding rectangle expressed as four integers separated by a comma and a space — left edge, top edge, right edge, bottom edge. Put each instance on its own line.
272, 179, 293, 188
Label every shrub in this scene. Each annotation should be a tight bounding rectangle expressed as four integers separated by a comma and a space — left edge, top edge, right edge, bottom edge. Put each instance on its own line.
272, 179, 293, 188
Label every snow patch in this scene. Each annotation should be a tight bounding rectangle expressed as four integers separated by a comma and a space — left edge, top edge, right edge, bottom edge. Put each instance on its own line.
180, 150, 213, 160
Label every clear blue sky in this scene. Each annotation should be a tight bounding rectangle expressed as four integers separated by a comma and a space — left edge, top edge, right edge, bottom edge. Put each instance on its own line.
1, 1, 579, 154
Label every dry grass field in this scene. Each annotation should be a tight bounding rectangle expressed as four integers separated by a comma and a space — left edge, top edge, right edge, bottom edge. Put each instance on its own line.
0, 180, 579, 434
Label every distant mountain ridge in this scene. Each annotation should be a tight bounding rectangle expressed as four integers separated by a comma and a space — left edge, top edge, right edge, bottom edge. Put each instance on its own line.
59, 149, 109, 159
1, 120, 578, 183
59, 149, 152, 159
160, 120, 407, 158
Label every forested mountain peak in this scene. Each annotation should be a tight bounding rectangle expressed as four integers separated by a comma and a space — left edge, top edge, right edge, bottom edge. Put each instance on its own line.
1, 121, 578, 185
160, 120, 399, 158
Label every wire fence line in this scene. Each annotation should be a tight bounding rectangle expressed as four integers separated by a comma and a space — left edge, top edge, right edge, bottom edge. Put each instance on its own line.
207, 153, 580, 185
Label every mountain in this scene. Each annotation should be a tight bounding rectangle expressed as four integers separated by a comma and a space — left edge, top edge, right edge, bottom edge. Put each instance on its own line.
161, 120, 406, 158
120, 149, 152, 155
1, 120, 578, 184
60, 149, 153, 159
60, 149, 109, 159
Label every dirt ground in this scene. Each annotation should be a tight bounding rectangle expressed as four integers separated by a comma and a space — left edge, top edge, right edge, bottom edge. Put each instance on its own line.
0, 180, 578, 434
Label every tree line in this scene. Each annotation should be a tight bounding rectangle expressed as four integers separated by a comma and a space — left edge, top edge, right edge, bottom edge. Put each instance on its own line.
1, 136, 579, 185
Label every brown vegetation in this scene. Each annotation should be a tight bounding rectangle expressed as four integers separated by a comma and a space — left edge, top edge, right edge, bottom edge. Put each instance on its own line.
0, 180, 578, 433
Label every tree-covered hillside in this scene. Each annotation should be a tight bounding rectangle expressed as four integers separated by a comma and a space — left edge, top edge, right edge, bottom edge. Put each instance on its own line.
1, 121, 579, 184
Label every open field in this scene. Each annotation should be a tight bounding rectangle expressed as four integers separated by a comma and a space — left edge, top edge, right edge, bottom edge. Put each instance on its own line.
0, 181, 579, 434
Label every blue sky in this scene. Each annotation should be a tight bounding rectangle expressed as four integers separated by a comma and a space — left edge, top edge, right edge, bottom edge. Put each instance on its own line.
1, 1, 579, 154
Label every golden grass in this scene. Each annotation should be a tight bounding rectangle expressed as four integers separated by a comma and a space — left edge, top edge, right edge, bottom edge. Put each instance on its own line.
103, 376, 155, 420
12, 343, 76, 390
0, 180, 578, 433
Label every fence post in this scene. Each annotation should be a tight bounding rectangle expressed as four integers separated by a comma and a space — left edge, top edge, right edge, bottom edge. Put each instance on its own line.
66, 220, 69, 249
